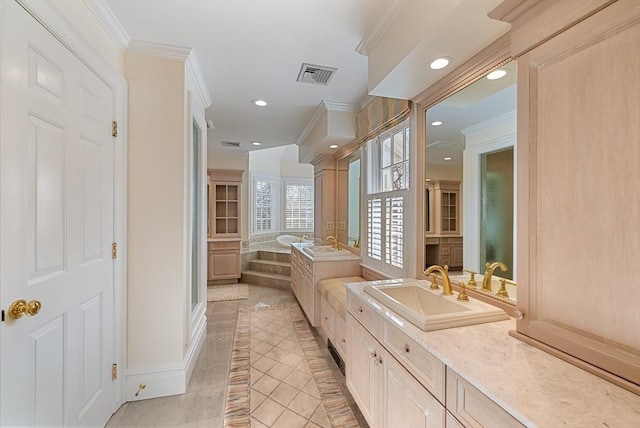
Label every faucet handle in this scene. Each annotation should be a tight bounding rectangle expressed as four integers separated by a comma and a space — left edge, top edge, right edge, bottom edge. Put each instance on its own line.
462, 269, 477, 287
497, 279, 509, 298
457, 282, 470, 302
444, 265, 449, 272
430, 273, 439, 290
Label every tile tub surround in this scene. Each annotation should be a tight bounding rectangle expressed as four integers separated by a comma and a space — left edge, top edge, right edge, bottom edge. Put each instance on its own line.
347, 281, 640, 427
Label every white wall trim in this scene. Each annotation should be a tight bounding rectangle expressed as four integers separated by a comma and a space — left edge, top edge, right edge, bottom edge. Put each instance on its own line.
82, 0, 130, 51
355, 0, 409, 56
126, 39, 191, 60
186, 51, 213, 108
125, 310, 206, 402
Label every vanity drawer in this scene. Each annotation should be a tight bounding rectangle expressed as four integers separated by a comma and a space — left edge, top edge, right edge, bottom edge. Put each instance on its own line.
383, 321, 445, 403
446, 368, 524, 428
425, 237, 440, 245
208, 240, 240, 250
348, 296, 378, 336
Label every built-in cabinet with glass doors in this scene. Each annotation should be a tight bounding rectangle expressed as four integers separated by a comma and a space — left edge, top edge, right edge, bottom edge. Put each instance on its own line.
207, 169, 243, 282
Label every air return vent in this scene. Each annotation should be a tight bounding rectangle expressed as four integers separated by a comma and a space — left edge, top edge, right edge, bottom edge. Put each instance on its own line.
221, 141, 240, 148
297, 63, 337, 86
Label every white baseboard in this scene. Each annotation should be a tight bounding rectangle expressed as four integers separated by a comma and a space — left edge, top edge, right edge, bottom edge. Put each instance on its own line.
125, 312, 207, 401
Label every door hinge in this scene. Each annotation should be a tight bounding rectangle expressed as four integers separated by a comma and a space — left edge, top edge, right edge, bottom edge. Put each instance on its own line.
112, 242, 117, 259
112, 120, 118, 138
112, 363, 118, 381
1, 310, 5, 322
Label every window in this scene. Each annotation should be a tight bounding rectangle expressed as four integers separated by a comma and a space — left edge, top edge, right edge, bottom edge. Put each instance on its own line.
284, 180, 314, 230
251, 174, 313, 235
253, 176, 276, 232
365, 122, 410, 273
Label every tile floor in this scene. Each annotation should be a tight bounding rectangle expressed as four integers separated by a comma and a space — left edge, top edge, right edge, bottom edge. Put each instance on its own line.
106, 285, 366, 427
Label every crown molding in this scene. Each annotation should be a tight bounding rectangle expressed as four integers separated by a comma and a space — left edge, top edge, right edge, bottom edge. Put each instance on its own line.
126, 41, 212, 108
83, 0, 130, 52
126, 40, 192, 61
356, 0, 408, 56
186, 51, 213, 108
322, 101, 357, 113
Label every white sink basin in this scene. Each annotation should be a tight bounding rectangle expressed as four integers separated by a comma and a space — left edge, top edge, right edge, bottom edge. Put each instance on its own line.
363, 281, 509, 331
302, 245, 352, 257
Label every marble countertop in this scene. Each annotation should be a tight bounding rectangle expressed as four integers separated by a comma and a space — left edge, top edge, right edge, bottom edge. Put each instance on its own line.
346, 280, 640, 427
291, 243, 361, 262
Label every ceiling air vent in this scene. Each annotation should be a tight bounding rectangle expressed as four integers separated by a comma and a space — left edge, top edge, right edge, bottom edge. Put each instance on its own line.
297, 63, 337, 86
221, 141, 241, 148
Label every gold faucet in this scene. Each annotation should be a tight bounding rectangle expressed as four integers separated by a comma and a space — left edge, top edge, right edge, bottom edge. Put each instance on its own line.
300, 235, 309, 243
424, 265, 453, 295
462, 269, 477, 288
482, 262, 508, 292
326, 236, 341, 250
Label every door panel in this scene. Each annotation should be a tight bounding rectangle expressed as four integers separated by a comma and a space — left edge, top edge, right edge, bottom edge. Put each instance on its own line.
1, 1, 116, 426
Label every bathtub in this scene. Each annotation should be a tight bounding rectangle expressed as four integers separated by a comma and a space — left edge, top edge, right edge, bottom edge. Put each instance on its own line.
276, 234, 300, 247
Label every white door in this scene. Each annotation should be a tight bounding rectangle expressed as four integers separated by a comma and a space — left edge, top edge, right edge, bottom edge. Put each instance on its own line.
1, 1, 116, 426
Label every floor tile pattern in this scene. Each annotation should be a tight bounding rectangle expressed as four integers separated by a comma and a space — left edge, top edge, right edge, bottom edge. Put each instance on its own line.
107, 285, 365, 427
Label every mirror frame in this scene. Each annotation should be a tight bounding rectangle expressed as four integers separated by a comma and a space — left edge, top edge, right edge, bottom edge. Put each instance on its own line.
334, 139, 363, 253
412, 32, 515, 311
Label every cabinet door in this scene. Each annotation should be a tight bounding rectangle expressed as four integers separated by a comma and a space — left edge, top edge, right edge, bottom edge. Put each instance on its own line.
383, 352, 445, 428
209, 250, 240, 279
346, 314, 383, 428
515, 0, 640, 386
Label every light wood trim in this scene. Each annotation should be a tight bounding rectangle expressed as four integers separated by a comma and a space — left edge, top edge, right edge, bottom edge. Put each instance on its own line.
510, 331, 640, 396
515, 0, 640, 390
412, 32, 511, 108
208, 168, 243, 182
489, 0, 616, 58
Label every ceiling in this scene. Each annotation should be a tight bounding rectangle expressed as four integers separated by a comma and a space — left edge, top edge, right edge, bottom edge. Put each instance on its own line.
104, 0, 509, 156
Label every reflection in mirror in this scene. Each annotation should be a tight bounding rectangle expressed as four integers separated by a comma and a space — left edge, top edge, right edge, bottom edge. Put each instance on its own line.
347, 153, 360, 247
424, 61, 516, 300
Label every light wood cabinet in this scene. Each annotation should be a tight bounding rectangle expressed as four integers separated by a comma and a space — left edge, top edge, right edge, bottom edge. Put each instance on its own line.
446, 368, 523, 427
207, 169, 242, 281
290, 244, 361, 327
347, 290, 528, 428
425, 236, 463, 270
346, 313, 384, 427
426, 180, 461, 236
347, 311, 445, 428
491, 0, 640, 391
383, 355, 445, 428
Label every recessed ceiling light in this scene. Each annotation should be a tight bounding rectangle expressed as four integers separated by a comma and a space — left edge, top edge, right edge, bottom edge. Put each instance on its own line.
329, 144, 339, 149
444, 157, 452, 161
429, 57, 451, 70
251, 141, 262, 146
486, 69, 508, 80
252, 99, 268, 107
431, 121, 443, 126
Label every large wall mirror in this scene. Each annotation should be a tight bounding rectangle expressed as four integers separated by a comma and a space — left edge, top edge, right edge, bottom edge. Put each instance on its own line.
423, 59, 517, 303
337, 148, 362, 249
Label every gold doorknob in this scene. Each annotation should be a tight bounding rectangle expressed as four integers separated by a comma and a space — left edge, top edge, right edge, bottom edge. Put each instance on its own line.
8, 299, 42, 319
26, 300, 42, 316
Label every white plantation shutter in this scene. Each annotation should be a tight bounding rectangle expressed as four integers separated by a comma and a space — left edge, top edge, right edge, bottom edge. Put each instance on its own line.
385, 196, 404, 268
367, 198, 382, 260
254, 178, 274, 231
367, 194, 404, 268
285, 182, 314, 230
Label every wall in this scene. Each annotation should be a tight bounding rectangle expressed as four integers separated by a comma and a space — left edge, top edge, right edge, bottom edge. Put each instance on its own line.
126, 54, 186, 368
425, 164, 463, 182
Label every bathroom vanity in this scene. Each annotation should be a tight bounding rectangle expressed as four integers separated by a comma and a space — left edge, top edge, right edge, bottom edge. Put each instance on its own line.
289, 243, 361, 327
346, 280, 640, 428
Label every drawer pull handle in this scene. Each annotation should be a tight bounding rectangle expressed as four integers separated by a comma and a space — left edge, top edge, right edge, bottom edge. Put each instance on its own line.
341, 338, 346, 343
357, 307, 363, 313
370, 350, 377, 359
405, 344, 410, 353
323, 316, 328, 320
